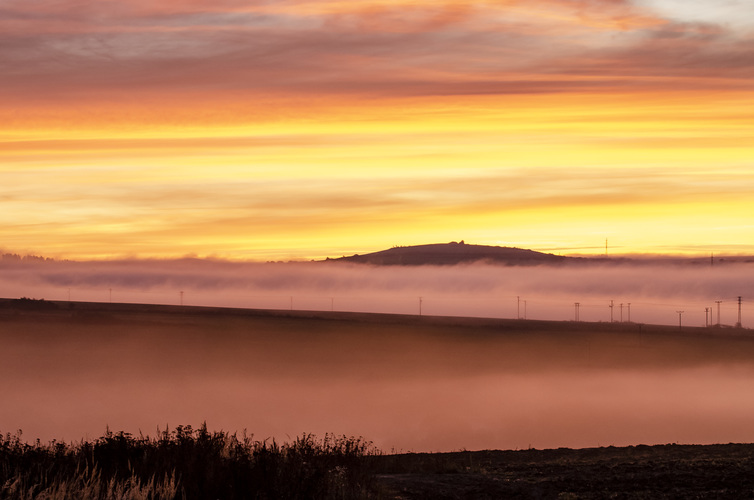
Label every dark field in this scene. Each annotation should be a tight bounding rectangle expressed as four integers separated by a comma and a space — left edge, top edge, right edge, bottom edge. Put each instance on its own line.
374, 443, 754, 499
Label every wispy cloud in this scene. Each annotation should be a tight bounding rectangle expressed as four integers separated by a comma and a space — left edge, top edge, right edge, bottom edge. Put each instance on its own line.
1, 0, 750, 104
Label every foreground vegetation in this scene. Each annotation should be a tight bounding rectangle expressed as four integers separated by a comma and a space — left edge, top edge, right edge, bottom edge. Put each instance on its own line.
5, 425, 754, 499
1, 424, 377, 499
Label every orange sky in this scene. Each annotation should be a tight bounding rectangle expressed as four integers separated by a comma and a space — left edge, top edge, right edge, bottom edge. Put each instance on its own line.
2, 0, 753, 260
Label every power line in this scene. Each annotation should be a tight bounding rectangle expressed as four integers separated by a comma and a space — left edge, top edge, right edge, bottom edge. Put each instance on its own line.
609, 300, 614, 323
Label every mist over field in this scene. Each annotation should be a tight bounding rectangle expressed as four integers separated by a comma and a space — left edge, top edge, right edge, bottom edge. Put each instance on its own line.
2, 256, 754, 451
3, 306, 754, 452
0, 257, 751, 327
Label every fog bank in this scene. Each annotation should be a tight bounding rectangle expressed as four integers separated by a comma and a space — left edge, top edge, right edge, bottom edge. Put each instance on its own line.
0, 258, 751, 327
3, 310, 754, 451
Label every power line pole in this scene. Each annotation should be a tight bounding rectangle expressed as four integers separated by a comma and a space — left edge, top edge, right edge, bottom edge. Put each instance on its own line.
715, 300, 722, 326
676, 310, 684, 331
517, 296, 520, 319
736, 296, 742, 328
574, 302, 580, 322
609, 300, 614, 323
705, 307, 710, 327
419, 297, 423, 316
620, 303, 624, 323
627, 303, 631, 323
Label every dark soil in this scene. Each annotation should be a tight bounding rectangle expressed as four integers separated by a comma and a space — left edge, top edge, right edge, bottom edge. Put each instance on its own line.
371, 443, 754, 499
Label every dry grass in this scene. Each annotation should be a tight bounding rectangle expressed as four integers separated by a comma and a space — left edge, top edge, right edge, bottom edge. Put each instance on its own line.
1, 424, 378, 500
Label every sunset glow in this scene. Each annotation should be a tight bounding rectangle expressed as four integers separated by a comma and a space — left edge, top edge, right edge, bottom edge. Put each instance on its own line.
2, 0, 753, 260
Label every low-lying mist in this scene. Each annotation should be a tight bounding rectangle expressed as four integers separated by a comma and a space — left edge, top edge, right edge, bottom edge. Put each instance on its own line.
0, 258, 751, 327
3, 309, 754, 451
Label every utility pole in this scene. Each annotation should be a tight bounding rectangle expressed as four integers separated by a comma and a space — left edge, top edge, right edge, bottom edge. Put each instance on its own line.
517, 296, 520, 319
574, 302, 580, 322
715, 300, 722, 326
705, 307, 710, 327
609, 300, 614, 323
627, 303, 631, 323
736, 296, 742, 328
419, 297, 423, 316
620, 303, 624, 323
676, 310, 684, 331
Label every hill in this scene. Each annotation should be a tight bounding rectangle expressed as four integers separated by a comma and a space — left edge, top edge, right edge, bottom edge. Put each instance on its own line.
326, 241, 569, 265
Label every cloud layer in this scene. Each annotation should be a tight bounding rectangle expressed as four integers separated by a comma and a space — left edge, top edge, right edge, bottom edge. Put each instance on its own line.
2, 0, 751, 104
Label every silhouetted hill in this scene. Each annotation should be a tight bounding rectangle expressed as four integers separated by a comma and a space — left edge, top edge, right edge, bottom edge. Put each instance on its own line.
326, 241, 569, 266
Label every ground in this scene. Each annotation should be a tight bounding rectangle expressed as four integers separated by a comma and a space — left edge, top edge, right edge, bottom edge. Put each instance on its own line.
372, 444, 754, 499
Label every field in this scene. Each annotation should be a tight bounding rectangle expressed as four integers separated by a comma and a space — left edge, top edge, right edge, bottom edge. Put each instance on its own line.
374, 443, 754, 499
2, 298, 754, 497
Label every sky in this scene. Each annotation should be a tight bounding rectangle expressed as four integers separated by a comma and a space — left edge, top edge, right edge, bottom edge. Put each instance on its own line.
2, 0, 754, 261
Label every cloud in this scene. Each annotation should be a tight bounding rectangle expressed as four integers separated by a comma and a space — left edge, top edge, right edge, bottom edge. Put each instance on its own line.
1, 0, 750, 106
